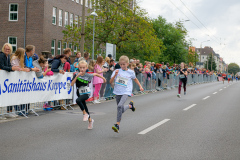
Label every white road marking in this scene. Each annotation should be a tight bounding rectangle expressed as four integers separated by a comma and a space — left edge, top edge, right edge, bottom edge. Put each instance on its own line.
138, 119, 170, 135
183, 104, 197, 111
203, 96, 210, 100
213, 92, 217, 94
219, 89, 222, 91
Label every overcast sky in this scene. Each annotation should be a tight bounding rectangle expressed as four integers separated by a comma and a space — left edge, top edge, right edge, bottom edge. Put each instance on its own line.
139, 0, 240, 65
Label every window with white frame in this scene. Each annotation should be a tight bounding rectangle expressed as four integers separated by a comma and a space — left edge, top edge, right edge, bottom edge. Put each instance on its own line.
51, 40, 56, 55
8, 37, 17, 52
58, 41, 61, 55
70, 13, 73, 27
86, 0, 88, 7
75, 15, 78, 27
59, 9, 63, 26
74, 45, 78, 54
63, 42, 67, 50
9, 4, 18, 21
76, 0, 79, 3
69, 43, 72, 50
65, 12, 68, 27
52, 7, 57, 25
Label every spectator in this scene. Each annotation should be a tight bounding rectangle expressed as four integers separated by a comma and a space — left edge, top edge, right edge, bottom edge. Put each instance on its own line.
103, 57, 110, 68
0, 43, 20, 72
10, 48, 30, 72
151, 62, 155, 71
109, 59, 115, 71
129, 63, 136, 71
107, 54, 113, 60
130, 59, 134, 64
93, 56, 108, 104
74, 52, 81, 63
33, 56, 51, 79
88, 60, 95, 72
136, 59, 140, 64
63, 48, 72, 72
25, 45, 40, 72
84, 52, 90, 64
115, 62, 121, 69
51, 54, 68, 74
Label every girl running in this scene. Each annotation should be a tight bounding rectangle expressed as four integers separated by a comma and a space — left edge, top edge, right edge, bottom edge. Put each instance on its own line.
71, 60, 106, 130
177, 62, 188, 98
110, 56, 144, 133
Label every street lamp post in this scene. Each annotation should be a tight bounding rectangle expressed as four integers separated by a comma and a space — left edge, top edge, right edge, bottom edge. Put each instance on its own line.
91, 12, 98, 60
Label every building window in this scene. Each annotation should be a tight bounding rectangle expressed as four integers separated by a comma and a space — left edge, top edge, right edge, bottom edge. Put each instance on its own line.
52, 7, 57, 25
58, 41, 61, 55
70, 13, 73, 27
86, 0, 88, 7
74, 45, 78, 54
76, 0, 79, 3
51, 40, 56, 55
8, 37, 17, 52
75, 15, 78, 27
69, 43, 72, 50
65, 12, 68, 27
59, 9, 63, 26
9, 4, 18, 21
63, 42, 67, 50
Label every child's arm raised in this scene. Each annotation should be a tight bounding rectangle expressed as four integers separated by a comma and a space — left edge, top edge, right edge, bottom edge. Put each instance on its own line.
93, 73, 106, 83
133, 78, 144, 91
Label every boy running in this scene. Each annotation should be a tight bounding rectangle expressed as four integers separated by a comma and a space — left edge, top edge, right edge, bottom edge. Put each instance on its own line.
71, 60, 106, 129
110, 56, 144, 133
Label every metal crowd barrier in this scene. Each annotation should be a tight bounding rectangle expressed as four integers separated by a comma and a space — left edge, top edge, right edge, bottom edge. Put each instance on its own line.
0, 72, 218, 120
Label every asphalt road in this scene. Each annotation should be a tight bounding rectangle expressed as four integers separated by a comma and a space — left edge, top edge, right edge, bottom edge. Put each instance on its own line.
1, 81, 240, 160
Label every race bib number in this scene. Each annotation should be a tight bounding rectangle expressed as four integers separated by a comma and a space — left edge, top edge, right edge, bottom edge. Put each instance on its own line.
115, 76, 128, 88
78, 86, 91, 95
180, 75, 185, 79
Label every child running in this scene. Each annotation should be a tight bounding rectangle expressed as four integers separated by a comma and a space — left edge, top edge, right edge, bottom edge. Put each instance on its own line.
71, 60, 106, 129
110, 56, 144, 133
177, 62, 188, 98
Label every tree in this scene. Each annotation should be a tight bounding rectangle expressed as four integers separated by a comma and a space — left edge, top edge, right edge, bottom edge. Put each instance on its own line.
204, 53, 216, 71
228, 63, 240, 75
152, 16, 190, 64
187, 48, 199, 67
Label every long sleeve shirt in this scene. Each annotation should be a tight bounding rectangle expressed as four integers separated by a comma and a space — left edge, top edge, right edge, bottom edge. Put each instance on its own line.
0, 52, 13, 72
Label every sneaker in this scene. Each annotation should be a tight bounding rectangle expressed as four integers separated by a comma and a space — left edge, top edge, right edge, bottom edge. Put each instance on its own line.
88, 119, 94, 130
177, 94, 181, 98
0, 115, 7, 120
129, 101, 135, 112
5, 113, 16, 118
83, 114, 89, 121
93, 100, 101, 104
184, 92, 186, 95
112, 124, 119, 133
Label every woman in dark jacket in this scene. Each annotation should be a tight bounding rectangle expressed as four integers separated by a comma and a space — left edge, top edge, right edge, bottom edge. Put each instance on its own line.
51, 54, 68, 74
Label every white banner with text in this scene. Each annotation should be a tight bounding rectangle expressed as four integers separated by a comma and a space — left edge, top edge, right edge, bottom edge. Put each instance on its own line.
0, 71, 73, 107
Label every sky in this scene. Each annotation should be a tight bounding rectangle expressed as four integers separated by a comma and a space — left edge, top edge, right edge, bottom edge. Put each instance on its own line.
138, 0, 240, 65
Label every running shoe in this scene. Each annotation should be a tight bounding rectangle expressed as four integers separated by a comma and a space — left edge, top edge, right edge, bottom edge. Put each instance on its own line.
83, 114, 89, 122
184, 92, 186, 95
129, 101, 135, 112
177, 94, 181, 98
93, 100, 101, 104
88, 119, 94, 130
112, 124, 119, 133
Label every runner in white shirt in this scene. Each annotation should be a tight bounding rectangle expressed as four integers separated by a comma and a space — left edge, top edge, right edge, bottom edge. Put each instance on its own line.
110, 56, 144, 133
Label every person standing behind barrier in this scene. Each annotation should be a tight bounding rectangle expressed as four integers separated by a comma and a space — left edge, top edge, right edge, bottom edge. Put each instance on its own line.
104, 59, 115, 99
11, 48, 30, 72
71, 60, 106, 129
63, 48, 72, 72
93, 56, 108, 104
110, 55, 144, 133
33, 56, 51, 79
177, 62, 188, 98
24, 45, 40, 72
51, 55, 68, 74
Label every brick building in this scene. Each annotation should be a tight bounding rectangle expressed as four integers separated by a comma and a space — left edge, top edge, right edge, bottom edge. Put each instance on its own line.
0, 0, 93, 57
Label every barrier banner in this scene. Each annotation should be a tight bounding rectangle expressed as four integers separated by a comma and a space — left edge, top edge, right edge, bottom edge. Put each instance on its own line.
0, 71, 73, 107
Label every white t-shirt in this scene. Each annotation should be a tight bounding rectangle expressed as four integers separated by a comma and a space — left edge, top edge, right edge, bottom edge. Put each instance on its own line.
111, 69, 136, 96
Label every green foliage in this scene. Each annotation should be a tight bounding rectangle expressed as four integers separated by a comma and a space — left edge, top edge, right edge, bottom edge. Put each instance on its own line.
204, 53, 217, 71
187, 49, 199, 66
152, 16, 190, 64
228, 63, 240, 75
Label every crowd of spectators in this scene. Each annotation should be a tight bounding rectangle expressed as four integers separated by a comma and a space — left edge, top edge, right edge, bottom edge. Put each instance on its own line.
0, 42, 238, 119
